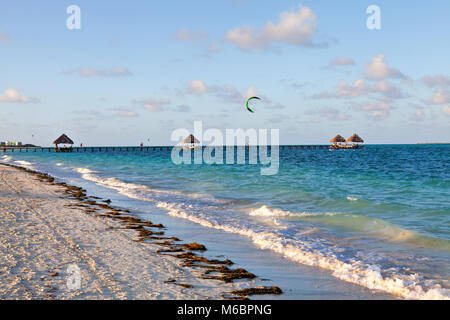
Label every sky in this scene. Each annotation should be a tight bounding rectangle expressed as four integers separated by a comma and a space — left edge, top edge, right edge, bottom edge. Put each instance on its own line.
1, 0, 450, 146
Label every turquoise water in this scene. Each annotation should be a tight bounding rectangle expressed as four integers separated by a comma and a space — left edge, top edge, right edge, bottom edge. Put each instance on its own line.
2, 145, 449, 299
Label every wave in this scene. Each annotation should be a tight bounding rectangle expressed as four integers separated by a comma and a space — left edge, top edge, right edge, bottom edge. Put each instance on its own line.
14, 160, 34, 168
248, 205, 450, 251
72, 167, 216, 202
156, 201, 449, 300
74, 167, 97, 175
0, 155, 34, 169
4, 160, 449, 299
73, 167, 153, 200
70, 165, 449, 299
249, 205, 340, 218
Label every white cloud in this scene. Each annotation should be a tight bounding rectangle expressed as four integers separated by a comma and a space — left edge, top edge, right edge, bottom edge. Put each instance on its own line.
373, 80, 406, 100
316, 107, 351, 121
263, 6, 317, 45
430, 89, 450, 104
245, 85, 258, 98
62, 66, 133, 77
353, 102, 392, 120
312, 79, 369, 99
225, 26, 263, 50
132, 98, 171, 112
312, 79, 405, 101
242, 86, 283, 109
184, 80, 283, 110
71, 109, 106, 120
364, 54, 406, 80
412, 108, 425, 121
143, 105, 163, 112
175, 29, 208, 43
185, 80, 247, 103
0, 88, 39, 104
211, 84, 245, 104
336, 79, 368, 98
185, 80, 208, 95
224, 6, 320, 51
325, 57, 355, 68
442, 105, 450, 116
212, 84, 273, 105
421, 75, 450, 88
313, 55, 407, 102
110, 106, 138, 118
175, 29, 221, 58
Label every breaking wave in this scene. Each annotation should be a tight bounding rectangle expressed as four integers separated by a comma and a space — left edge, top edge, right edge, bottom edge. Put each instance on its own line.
157, 201, 449, 300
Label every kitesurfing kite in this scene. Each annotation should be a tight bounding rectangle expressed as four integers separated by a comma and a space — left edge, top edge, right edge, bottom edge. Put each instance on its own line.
245, 96, 260, 113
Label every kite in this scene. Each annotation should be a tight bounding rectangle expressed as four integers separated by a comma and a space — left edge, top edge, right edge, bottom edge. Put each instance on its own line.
245, 96, 260, 113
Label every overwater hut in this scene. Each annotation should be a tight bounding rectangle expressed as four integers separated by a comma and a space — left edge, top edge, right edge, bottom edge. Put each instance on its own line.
53, 134, 74, 152
329, 135, 346, 145
180, 134, 200, 150
346, 133, 364, 145
329, 134, 346, 150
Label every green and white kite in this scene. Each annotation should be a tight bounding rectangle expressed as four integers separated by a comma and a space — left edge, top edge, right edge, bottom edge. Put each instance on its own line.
245, 96, 261, 113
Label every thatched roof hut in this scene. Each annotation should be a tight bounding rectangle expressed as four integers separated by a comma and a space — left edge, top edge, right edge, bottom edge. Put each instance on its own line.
53, 134, 74, 145
181, 134, 200, 144
347, 133, 364, 143
329, 135, 346, 143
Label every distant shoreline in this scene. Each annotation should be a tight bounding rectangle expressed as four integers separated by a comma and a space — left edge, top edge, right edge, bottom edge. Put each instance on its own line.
416, 143, 450, 145
0, 144, 40, 148
1, 143, 450, 149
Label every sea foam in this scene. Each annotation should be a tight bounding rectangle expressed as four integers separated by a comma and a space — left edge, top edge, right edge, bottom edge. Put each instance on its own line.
71, 166, 449, 300
14, 160, 34, 169
1, 155, 13, 162
157, 201, 449, 300
249, 205, 340, 218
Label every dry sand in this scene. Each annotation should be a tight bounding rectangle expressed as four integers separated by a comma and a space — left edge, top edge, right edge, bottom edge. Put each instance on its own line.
0, 164, 247, 299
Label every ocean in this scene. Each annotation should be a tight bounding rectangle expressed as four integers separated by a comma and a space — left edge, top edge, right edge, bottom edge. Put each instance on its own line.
2, 144, 449, 299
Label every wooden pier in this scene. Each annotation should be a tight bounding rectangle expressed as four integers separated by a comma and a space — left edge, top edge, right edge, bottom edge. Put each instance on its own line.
1, 146, 173, 153
1, 145, 332, 153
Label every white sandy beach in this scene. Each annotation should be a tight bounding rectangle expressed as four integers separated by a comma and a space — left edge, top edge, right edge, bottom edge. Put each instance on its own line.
0, 164, 242, 299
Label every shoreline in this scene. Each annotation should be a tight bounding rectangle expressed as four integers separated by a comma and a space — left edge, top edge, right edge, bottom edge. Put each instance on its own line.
0, 160, 404, 300
0, 163, 281, 299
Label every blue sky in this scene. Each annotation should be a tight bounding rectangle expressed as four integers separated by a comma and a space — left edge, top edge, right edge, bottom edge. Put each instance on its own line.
1, 0, 449, 146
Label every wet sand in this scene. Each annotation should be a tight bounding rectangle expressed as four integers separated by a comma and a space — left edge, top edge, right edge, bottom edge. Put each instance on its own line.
0, 164, 275, 299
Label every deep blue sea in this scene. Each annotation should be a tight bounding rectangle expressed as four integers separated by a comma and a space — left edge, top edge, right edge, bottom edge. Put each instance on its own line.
2, 144, 449, 299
